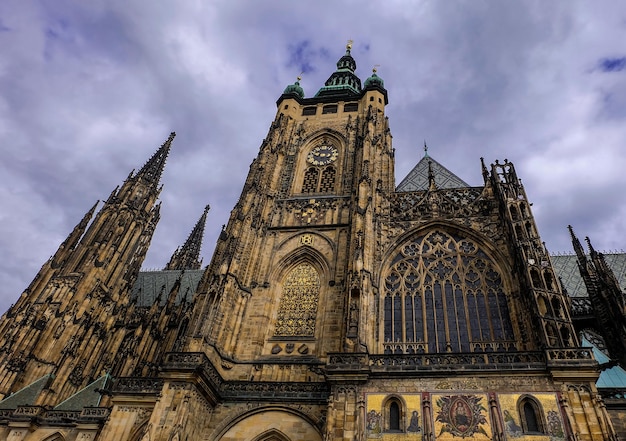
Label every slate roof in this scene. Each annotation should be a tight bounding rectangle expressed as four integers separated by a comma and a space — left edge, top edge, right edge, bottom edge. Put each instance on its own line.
396, 154, 470, 192
0, 374, 51, 409
551, 253, 626, 298
132, 269, 204, 307
54, 374, 110, 410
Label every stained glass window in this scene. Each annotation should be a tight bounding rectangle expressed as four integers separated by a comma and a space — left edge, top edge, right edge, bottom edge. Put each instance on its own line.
275, 263, 320, 337
382, 230, 516, 354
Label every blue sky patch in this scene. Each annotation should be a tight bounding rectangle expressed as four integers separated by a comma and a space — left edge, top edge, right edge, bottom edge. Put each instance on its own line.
599, 57, 626, 72
287, 40, 317, 74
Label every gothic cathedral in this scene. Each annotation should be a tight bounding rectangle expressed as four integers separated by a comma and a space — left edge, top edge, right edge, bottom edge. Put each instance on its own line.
0, 43, 624, 441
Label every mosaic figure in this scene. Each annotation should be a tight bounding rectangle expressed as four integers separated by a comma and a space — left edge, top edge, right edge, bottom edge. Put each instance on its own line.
436, 395, 489, 437
503, 410, 522, 437
367, 409, 382, 436
408, 410, 421, 432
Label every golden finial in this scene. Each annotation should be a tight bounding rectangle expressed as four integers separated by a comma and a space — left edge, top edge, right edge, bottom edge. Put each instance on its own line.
373, 64, 380, 73
297, 72, 303, 82
346, 39, 353, 51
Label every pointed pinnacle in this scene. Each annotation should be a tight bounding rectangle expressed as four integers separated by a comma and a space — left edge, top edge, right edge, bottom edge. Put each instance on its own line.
427, 160, 437, 190
80, 201, 99, 229
568, 225, 586, 261
136, 132, 175, 187
585, 236, 597, 257
164, 204, 210, 270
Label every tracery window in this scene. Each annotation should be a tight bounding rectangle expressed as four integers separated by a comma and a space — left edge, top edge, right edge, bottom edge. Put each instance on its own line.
383, 230, 515, 354
275, 263, 320, 337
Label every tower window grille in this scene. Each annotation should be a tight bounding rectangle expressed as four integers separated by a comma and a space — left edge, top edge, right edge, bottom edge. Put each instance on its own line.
382, 230, 516, 354
320, 167, 336, 192
274, 263, 320, 337
302, 167, 319, 193
301, 166, 336, 193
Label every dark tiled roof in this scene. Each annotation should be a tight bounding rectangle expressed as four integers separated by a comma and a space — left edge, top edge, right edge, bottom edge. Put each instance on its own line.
132, 270, 204, 307
396, 155, 470, 192
551, 253, 626, 298
54, 374, 110, 410
0, 374, 51, 409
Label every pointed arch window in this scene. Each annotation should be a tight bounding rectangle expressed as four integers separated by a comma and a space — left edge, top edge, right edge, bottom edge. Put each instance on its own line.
275, 263, 321, 337
320, 167, 336, 192
302, 166, 336, 193
302, 167, 320, 193
382, 230, 516, 354
518, 396, 545, 434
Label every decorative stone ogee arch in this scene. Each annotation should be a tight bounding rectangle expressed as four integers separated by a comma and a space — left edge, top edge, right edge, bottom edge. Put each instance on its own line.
253, 428, 291, 441
379, 224, 518, 354
40, 433, 66, 441
275, 230, 337, 262
379, 221, 514, 283
299, 129, 348, 149
270, 244, 331, 287
212, 406, 323, 441
294, 130, 347, 195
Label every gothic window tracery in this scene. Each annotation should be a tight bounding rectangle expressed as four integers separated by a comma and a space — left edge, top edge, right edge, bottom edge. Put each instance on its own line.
382, 230, 516, 354
275, 263, 321, 337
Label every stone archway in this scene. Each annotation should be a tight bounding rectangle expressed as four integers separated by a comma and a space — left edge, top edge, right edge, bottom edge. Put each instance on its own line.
217, 410, 322, 441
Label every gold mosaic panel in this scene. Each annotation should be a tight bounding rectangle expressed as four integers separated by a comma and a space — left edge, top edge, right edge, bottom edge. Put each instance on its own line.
275, 263, 320, 336
498, 393, 564, 441
432, 393, 491, 441
365, 394, 423, 440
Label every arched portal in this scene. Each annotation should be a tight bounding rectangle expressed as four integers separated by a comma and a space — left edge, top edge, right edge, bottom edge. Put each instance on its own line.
217, 410, 322, 441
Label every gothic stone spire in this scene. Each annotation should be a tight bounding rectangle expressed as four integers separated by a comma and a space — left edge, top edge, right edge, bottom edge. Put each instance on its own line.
164, 205, 210, 270
136, 131, 175, 190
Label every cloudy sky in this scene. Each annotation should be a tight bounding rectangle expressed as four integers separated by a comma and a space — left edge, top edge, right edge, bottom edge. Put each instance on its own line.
1, 1, 625, 313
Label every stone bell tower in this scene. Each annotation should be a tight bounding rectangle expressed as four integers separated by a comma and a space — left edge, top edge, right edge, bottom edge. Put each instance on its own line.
189, 40, 392, 361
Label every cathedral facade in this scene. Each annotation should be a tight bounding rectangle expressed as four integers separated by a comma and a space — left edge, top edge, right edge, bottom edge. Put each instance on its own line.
0, 43, 624, 441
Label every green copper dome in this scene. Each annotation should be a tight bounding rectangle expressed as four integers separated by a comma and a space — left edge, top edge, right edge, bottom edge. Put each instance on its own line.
364, 69, 384, 88
282, 77, 305, 99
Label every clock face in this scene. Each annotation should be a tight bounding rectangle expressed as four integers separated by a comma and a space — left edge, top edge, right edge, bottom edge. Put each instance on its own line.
307, 145, 338, 166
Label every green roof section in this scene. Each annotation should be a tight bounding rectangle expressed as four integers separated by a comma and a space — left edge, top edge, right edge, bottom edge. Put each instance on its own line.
132, 269, 204, 307
551, 253, 626, 298
582, 337, 626, 389
396, 153, 471, 192
282, 77, 305, 99
54, 374, 110, 410
0, 374, 52, 409
315, 41, 362, 98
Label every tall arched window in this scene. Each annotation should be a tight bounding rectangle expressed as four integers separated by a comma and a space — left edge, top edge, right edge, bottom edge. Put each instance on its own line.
275, 263, 321, 337
518, 396, 545, 434
389, 402, 401, 431
383, 230, 515, 354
